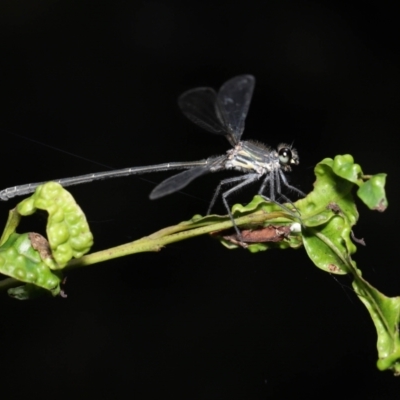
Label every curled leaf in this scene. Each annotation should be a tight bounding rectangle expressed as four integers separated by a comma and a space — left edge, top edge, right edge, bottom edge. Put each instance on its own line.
17, 182, 94, 268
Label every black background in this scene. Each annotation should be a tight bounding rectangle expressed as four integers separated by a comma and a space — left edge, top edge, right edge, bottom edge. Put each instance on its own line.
1, 1, 400, 398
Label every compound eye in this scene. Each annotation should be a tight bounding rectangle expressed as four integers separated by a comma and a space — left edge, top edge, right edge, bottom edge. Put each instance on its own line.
278, 148, 292, 165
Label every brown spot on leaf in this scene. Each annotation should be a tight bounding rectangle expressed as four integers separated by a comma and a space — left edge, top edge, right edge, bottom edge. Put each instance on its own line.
327, 263, 342, 273
373, 198, 387, 212
327, 202, 342, 214
28, 232, 53, 260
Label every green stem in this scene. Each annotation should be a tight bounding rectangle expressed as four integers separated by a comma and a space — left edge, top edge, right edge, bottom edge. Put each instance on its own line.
0, 209, 290, 290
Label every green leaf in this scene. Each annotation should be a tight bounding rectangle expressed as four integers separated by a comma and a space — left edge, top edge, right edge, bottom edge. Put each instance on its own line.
352, 277, 400, 374
16, 182, 94, 268
330, 154, 364, 185
231, 194, 289, 215
295, 156, 360, 274
296, 157, 359, 228
0, 233, 61, 296
357, 173, 388, 211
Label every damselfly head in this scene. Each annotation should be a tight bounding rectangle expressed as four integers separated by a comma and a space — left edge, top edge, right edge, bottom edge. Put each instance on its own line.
277, 143, 299, 171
